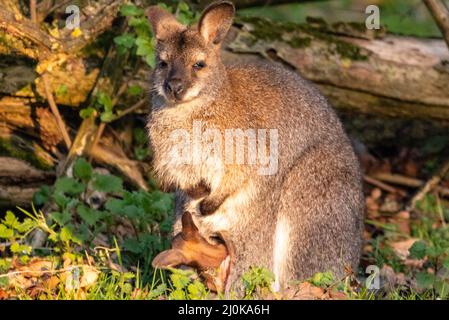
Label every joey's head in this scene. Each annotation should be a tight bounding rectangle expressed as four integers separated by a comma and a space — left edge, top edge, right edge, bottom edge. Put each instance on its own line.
146, 1, 234, 105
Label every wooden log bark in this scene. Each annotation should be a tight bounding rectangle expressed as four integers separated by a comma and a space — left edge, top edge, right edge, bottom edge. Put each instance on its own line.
226, 17, 449, 120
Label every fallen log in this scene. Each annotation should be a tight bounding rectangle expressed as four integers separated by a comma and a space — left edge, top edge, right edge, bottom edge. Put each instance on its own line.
226, 17, 449, 120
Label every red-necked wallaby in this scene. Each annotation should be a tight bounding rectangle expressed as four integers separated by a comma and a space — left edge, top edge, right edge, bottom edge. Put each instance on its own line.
146, 1, 364, 293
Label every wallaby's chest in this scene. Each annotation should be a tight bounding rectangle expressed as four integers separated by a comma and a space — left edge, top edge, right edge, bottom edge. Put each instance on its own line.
148, 107, 225, 190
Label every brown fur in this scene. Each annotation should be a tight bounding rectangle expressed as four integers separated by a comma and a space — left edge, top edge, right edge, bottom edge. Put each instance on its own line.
152, 212, 232, 292
146, 1, 364, 293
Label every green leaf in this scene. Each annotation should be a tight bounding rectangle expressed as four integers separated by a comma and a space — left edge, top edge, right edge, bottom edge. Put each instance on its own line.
127, 85, 143, 96
435, 280, 449, 299
169, 289, 186, 300
15, 218, 35, 233
97, 92, 113, 111
92, 174, 123, 193
187, 280, 208, 300
170, 272, 191, 290
114, 34, 136, 49
50, 211, 71, 226
74, 157, 93, 181
0, 224, 14, 239
10, 242, 32, 255
178, 1, 190, 13
105, 198, 124, 214
416, 272, 435, 289
409, 241, 427, 260
145, 54, 156, 68
54, 177, 85, 196
310, 271, 335, 287
148, 283, 167, 299
135, 37, 153, 56
120, 4, 144, 16
60, 226, 82, 245
33, 185, 51, 206
128, 17, 151, 36
53, 192, 70, 208
4, 211, 19, 229
443, 257, 449, 271
77, 204, 102, 226
122, 238, 143, 254
79, 107, 96, 119
55, 84, 68, 97
100, 111, 116, 123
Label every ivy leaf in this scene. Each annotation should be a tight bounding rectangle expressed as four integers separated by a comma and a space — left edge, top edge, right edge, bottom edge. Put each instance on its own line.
409, 241, 427, 260
92, 174, 123, 193
54, 177, 85, 196
0, 224, 14, 239
73, 157, 93, 181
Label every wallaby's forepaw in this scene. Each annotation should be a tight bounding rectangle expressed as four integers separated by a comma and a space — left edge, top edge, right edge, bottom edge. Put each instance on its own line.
185, 181, 211, 199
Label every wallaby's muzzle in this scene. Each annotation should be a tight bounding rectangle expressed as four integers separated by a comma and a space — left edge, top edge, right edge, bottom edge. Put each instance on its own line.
164, 78, 185, 101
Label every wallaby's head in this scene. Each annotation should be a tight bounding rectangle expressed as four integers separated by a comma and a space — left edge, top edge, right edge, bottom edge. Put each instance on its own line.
146, 1, 234, 104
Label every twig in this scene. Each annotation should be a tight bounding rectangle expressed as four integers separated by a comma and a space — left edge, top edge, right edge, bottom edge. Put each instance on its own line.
370, 172, 449, 197
30, 0, 37, 24
113, 99, 147, 121
88, 83, 128, 160
0, 265, 106, 279
371, 173, 422, 188
363, 175, 405, 196
42, 73, 72, 149
423, 0, 449, 50
435, 193, 447, 227
408, 158, 449, 210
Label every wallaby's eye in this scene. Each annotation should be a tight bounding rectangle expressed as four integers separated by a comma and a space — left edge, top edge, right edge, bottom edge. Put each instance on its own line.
158, 60, 168, 68
192, 61, 206, 70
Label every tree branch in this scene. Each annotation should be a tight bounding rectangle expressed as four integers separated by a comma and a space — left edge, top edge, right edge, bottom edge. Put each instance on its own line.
424, 0, 449, 50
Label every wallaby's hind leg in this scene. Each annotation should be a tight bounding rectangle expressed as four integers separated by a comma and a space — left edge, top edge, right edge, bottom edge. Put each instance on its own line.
274, 144, 364, 290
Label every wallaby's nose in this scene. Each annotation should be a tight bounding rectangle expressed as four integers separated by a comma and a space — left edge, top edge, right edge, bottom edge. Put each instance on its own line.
165, 79, 184, 98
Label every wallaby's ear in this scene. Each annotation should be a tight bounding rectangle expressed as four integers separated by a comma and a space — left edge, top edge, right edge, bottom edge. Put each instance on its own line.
152, 249, 188, 268
198, 1, 235, 45
181, 212, 199, 240
145, 5, 184, 40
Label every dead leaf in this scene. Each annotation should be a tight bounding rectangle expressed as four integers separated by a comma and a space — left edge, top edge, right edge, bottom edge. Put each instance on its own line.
80, 266, 99, 288
0, 288, 9, 300
17, 259, 54, 277
389, 238, 419, 260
